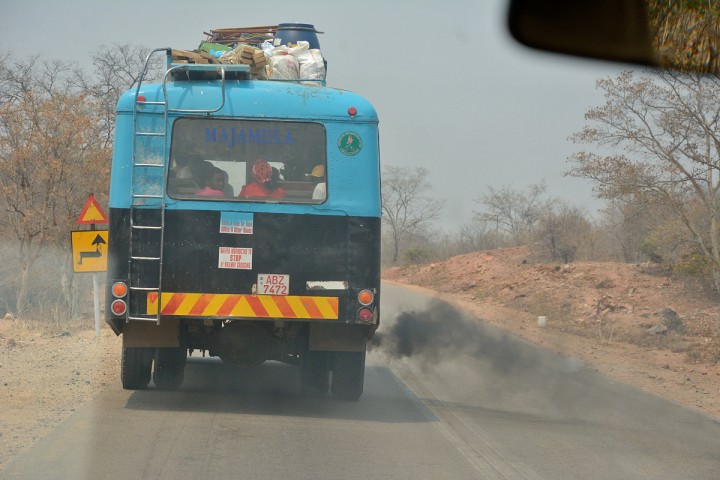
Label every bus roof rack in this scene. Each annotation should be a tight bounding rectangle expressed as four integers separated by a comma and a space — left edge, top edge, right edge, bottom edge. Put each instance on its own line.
167, 62, 251, 81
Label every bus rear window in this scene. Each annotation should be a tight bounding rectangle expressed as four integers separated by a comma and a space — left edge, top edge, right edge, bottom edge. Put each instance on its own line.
168, 118, 327, 203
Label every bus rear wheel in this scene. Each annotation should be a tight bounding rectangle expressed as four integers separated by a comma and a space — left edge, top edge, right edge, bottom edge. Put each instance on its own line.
331, 350, 366, 401
121, 347, 153, 390
153, 347, 187, 390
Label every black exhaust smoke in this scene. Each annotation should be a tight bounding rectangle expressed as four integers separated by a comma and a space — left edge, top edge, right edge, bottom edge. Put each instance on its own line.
370, 300, 540, 374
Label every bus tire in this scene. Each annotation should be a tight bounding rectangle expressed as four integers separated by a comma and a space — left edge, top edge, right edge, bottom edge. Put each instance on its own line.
301, 350, 330, 396
121, 347, 153, 390
153, 347, 187, 390
331, 350, 366, 401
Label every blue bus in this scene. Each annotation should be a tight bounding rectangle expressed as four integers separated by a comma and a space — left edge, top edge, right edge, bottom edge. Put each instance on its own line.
105, 46, 380, 400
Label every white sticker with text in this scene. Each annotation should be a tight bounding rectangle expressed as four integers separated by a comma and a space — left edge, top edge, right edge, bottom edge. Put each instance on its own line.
219, 212, 254, 235
218, 247, 252, 270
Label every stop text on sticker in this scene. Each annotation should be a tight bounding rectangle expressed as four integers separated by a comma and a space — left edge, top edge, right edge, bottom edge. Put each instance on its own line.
218, 246, 253, 270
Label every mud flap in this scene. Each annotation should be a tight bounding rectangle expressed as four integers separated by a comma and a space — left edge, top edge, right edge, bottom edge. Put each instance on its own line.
309, 323, 368, 352
123, 318, 181, 348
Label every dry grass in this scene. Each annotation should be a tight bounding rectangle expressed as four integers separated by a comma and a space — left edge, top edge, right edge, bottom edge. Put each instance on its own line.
2, 308, 96, 339
594, 320, 618, 345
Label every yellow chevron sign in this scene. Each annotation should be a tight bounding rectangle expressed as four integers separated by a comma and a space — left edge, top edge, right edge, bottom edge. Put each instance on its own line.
147, 292, 339, 320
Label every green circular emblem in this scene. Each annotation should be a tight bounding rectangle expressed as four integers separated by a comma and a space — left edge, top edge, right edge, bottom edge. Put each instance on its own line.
338, 131, 362, 156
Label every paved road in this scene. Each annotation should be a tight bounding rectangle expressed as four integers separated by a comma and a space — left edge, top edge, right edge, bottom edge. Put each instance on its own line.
2, 283, 720, 479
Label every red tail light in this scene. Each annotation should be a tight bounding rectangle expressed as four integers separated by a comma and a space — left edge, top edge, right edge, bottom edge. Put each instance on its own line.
358, 307, 373, 322
111, 299, 127, 316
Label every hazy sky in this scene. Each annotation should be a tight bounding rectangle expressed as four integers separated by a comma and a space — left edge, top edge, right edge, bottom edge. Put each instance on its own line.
1, 0, 624, 230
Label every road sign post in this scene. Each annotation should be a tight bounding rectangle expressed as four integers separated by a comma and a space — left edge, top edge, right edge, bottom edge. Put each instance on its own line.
73, 194, 109, 336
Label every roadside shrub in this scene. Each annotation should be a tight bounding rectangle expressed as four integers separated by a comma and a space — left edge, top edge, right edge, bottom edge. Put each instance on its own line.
673, 252, 716, 291
402, 246, 434, 266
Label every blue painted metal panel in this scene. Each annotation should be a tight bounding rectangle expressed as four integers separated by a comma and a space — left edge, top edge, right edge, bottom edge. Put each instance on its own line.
109, 80, 380, 218
117, 81, 378, 122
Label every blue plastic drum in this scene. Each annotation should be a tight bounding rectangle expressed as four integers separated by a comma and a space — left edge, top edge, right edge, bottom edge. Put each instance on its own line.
274, 23, 322, 49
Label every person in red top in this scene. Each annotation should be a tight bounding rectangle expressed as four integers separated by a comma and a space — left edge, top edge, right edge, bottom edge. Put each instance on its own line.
238, 159, 286, 199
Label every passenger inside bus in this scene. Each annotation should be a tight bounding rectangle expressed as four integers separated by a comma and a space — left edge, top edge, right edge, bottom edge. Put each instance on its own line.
220, 169, 234, 197
238, 159, 286, 199
172, 153, 196, 181
195, 164, 226, 197
168, 156, 325, 202
309, 164, 326, 201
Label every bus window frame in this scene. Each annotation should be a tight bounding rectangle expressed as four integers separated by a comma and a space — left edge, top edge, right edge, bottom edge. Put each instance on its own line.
166, 117, 328, 205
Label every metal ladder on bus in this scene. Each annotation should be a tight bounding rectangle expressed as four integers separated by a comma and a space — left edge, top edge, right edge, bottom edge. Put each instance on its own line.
126, 48, 250, 324
126, 48, 172, 324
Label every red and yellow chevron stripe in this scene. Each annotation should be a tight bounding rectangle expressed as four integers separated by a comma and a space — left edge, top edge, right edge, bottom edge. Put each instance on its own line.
147, 292, 339, 320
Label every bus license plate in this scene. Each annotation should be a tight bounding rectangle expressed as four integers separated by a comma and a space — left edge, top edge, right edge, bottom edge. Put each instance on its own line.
257, 274, 289, 295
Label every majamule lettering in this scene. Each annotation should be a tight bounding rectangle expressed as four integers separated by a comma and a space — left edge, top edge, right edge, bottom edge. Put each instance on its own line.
205, 127, 294, 148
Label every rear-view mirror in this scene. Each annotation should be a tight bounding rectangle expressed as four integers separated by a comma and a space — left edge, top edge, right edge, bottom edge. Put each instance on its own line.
508, 0, 720, 74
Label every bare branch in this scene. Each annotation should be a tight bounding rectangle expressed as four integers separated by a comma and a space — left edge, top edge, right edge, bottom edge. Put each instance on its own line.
381, 166, 445, 263
568, 69, 720, 289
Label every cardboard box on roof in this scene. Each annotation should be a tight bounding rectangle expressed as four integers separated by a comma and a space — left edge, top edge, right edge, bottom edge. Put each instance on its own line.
172, 49, 211, 64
